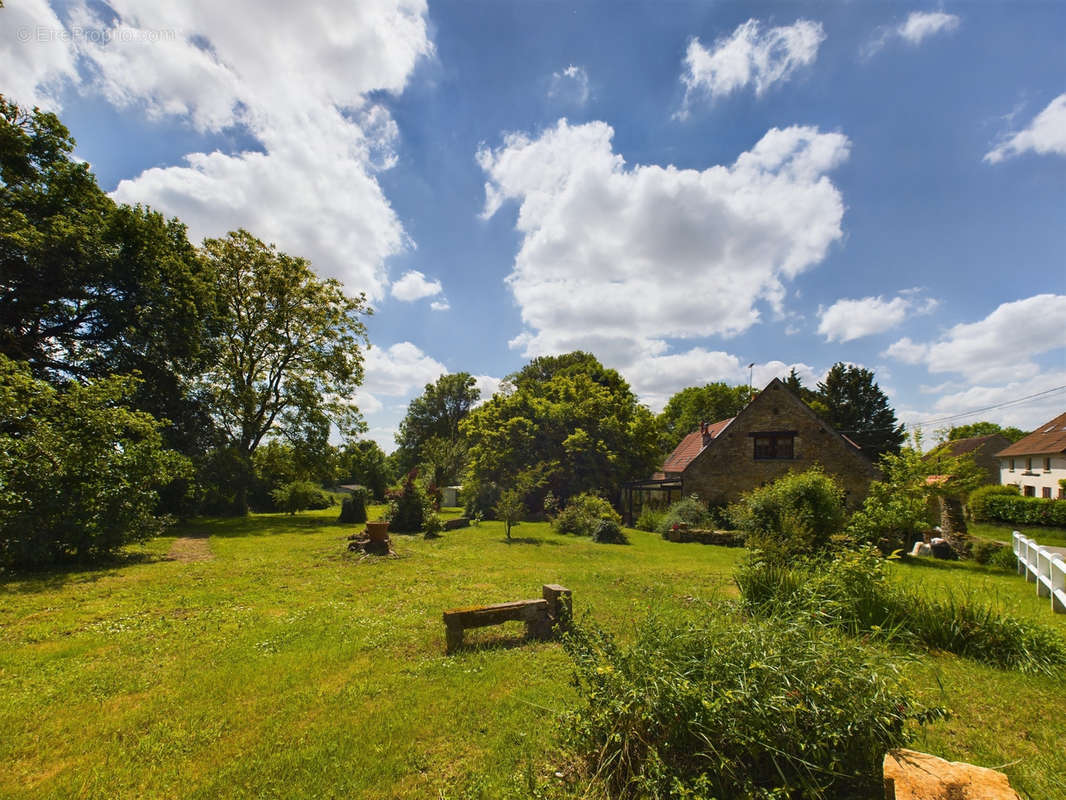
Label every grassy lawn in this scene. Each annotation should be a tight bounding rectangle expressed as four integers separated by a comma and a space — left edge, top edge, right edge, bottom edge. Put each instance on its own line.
2, 507, 1064, 799
969, 521, 1066, 549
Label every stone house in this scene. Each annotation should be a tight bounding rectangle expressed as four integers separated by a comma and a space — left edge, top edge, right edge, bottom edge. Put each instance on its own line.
624, 378, 878, 521
923, 434, 1012, 486
996, 412, 1066, 498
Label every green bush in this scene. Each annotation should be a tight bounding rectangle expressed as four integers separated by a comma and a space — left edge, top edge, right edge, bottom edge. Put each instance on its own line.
968, 484, 1020, 522
970, 538, 1006, 565
461, 480, 500, 521
270, 481, 332, 515
728, 468, 846, 559
0, 357, 190, 569
338, 487, 368, 524
561, 605, 939, 800
988, 544, 1018, 571
657, 495, 712, 535
552, 492, 621, 537
735, 547, 1066, 674
592, 518, 628, 544
635, 506, 665, 532
981, 494, 1066, 527
385, 470, 433, 533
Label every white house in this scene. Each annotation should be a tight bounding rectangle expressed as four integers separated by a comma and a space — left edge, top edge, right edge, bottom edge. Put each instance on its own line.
996, 411, 1066, 498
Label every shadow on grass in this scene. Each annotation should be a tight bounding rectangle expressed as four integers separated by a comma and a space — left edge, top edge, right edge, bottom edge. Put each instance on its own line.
451, 629, 554, 655
0, 551, 162, 594
898, 555, 1014, 577
500, 536, 564, 546
176, 513, 341, 539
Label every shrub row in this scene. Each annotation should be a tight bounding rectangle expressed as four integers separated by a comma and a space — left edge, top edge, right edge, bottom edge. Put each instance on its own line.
980, 494, 1066, 527
663, 528, 745, 547
967, 484, 1020, 521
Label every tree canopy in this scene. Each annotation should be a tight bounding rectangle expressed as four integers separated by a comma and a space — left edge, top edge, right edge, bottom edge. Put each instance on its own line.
942, 421, 1027, 443
462, 352, 659, 507
657, 382, 752, 453
199, 230, 371, 512
393, 372, 479, 479
815, 363, 905, 460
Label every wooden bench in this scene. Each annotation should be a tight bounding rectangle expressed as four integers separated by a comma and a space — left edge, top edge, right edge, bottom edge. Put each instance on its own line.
443, 584, 572, 654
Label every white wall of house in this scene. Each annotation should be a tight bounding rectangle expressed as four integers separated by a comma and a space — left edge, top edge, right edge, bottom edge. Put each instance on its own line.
1000, 454, 1066, 498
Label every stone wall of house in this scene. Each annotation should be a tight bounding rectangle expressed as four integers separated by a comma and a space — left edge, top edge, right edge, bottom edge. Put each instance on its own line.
681, 380, 879, 510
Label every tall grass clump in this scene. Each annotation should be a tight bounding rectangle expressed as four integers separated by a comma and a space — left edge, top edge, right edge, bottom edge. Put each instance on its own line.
561, 605, 940, 800
736, 547, 1066, 674
552, 492, 621, 537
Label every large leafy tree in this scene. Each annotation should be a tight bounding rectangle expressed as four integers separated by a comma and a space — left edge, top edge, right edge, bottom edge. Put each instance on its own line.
461, 352, 660, 508
0, 98, 217, 453
338, 439, 393, 501
0, 354, 189, 569
199, 230, 370, 514
816, 363, 905, 460
393, 372, 480, 479
657, 382, 752, 453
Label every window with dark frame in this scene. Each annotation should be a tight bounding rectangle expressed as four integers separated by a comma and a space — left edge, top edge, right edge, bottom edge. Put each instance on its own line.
1042, 487, 1052, 498
1024, 485, 1035, 497
1009, 458, 1015, 472
1044, 457, 1052, 472
751, 431, 795, 460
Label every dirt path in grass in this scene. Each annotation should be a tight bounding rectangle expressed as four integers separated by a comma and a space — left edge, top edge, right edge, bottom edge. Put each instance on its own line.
168, 533, 214, 562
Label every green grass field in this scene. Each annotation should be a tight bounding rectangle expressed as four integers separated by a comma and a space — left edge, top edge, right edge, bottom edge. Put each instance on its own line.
2, 507, 1064, 799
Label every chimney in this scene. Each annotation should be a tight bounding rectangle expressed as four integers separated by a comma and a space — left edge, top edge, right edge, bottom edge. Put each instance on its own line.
700, 421, 712, 446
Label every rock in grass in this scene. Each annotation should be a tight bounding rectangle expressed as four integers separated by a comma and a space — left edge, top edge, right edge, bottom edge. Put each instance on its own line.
884, 749, 1021, 800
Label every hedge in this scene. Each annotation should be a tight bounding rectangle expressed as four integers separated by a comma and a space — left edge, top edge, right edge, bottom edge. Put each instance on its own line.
982, 494, 1066, 528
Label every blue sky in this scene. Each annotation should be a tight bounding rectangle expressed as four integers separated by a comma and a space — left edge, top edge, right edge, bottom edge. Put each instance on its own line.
4, 0, 1065, 451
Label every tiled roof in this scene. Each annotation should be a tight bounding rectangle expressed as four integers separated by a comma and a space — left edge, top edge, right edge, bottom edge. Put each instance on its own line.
661, 417, 734, 474
995, 412, 1066, 457
923, 434, 1010, 460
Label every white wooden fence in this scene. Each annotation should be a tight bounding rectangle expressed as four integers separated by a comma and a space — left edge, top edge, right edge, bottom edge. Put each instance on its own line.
1013, 531, 1066, 614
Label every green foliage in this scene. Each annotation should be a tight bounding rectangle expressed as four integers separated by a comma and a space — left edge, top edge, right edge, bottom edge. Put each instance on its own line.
338, 487, 368, 524
657, 495, 713, 534
847, 439, 984, 554
270, 481, 332, 515
981, 494, 1066, 527
385, 470, 432, 533
635, 506, 666, 532
552, 492, 622, 537
337, 439, 392, 501
736, 547, 1066, 674
0, 99, 218, 458
727, 468, 845, 559
987, 544, 1019, 571
422, 512, 443, 539
970, 538, 1007, 565
495, 488, 526, 540
945, 421, 1027, 443
0, 355, 189, 569
462, 480, 500, 521
656, 382, 751, 453
199, 229, 370, 514
461, 352, 660, 509
591, 518, 628, 544
968, 484, 1021, 522
561, 604, 935, 799
815, 363, 905, 460
394, 373, 480, 478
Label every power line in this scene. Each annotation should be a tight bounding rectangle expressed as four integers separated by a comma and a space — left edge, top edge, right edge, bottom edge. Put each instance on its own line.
906, 384, 1066, 428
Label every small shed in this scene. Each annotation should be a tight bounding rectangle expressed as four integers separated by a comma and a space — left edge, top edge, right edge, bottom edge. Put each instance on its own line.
441, 485, 462, 508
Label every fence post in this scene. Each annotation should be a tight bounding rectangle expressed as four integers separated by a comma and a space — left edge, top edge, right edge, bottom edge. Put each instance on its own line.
1051, 555, 1065, 614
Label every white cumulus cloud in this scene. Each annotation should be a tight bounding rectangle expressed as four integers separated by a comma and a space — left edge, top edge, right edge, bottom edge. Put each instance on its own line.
884, 294, 1066, 383
479, 117, 850, 413
818, 292, 938, 342
985, 93, 1066, 164
679, 18, 824, 112
898, 11, 961, 45
0, 0, 80, 109
479, 118, 849, 365
391, 269, 444, 302
7, 0, 434, 302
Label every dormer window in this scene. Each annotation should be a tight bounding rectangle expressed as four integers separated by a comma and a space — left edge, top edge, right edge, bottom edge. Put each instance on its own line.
752, 431, 795, 460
